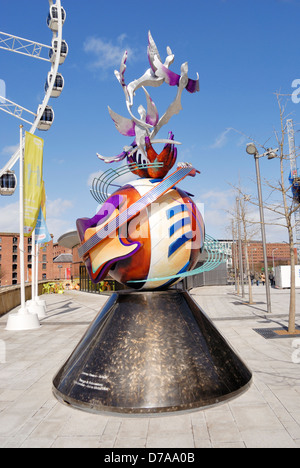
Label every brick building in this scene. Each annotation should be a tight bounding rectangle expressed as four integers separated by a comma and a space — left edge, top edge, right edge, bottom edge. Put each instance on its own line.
233, 240, 298, 272
57, 231, 81, 281
53, 253, 73, 280
0, 232, 73, 287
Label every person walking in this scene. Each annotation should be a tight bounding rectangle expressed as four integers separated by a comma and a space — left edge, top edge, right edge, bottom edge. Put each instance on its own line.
255, 272, 260, 286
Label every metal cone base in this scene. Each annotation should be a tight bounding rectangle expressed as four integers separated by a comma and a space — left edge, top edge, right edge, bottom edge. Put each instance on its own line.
52, 290, 252, 414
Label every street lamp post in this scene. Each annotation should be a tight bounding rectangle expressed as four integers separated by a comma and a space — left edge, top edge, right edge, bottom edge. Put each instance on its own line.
246, 143, 278, 314
236, 197, 245, 298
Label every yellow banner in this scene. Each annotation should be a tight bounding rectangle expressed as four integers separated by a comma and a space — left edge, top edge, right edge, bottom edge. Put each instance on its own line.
23, 132, 44, 236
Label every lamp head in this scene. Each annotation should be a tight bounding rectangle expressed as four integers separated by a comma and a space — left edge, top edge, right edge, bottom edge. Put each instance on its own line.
246, 143, 257, 155
266, 148, 278, 160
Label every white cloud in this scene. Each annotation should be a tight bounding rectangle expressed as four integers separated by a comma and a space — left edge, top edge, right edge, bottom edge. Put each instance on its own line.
201, 189, 234, 211
262, 207, 290, 243
210, 128, 233, 149
209, 127, 247, 150
46, 198, 73, 218
45, 198, 74, 240
47, 217, 75, 242
0, 198, 74, 242
1, 144, 19, 156
83, 34, 135, 71
0, 201, 19, 232
196, 189, 234, 238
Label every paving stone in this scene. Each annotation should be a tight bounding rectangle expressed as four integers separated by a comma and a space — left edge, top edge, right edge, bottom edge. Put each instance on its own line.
0, 287, 299, 448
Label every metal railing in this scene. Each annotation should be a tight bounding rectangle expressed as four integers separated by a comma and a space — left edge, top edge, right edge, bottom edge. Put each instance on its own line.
79, 266, 124, 294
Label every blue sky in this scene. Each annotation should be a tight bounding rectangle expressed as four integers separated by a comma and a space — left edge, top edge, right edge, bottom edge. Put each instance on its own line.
1, 0, 300, 243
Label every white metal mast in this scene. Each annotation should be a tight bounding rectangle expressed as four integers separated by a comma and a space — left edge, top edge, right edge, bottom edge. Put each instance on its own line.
287, 119, 300, 260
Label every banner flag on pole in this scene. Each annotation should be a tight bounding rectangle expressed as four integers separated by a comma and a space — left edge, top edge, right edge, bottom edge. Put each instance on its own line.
35, 208, 52, 245
35, 182, 52, 245
23, 131, 44, 236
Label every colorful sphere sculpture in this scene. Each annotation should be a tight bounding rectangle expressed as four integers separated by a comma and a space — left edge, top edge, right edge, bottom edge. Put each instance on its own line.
77, 32, 205, 290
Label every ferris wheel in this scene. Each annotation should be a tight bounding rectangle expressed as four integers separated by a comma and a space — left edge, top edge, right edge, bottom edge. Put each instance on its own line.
0, 0, 68, 195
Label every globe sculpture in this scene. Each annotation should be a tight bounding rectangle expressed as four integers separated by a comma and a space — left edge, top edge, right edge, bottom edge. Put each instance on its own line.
53, 32, 252, 414
77, 175, 205, 290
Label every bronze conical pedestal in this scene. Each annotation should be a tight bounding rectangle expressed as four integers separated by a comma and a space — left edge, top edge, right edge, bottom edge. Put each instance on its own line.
52, 290, 252, 414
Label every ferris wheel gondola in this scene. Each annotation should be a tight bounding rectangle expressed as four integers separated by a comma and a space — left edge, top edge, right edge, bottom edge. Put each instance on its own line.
0, 170, 17, 196
47, 5, 66, 31
37, 105, 55, 131
49, 38, 68, 64
0, 0, 67, 190
45, 72, 64, 97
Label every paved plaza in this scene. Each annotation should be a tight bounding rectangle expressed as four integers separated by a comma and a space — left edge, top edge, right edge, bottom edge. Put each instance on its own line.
0, 285, 299, 448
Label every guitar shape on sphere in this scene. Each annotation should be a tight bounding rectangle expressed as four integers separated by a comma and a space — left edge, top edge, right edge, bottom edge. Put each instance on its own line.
77, 164, 205, 290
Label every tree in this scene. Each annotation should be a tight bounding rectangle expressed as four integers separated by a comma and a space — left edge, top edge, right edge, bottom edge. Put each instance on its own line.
230, 189, 259, 305
240, 95, 300, 333
263, 95, 300, 333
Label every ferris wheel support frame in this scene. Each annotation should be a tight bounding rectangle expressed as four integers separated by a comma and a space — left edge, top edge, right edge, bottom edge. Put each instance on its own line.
0, 0, 64, 178
0, 31, 51, 61
0, 96, 37, 126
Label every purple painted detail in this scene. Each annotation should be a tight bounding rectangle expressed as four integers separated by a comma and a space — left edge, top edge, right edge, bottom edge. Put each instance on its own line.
76, 194, 122, 242
100, 151, 127, 164
126, 153, 137, 166
173, 146, 177, 160
145, 93, 159, 127
167, 131, 175, 146
76, 191, 142, 284
97, 141, 137, 164
144, 131, 175, 151
155, 61, 199, 94
161, 65, 181, 87
116, 121, 136, 137
108, 107, 136, 137
186, 77, 200, 94
147, 32, 199, 94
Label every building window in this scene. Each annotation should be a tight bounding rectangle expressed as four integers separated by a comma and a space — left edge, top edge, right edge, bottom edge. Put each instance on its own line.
13, 237, 18, 244
12, 264, 17, 271
42, 254, 47, 262
12, 279, 17, 285
12, 255, 18, 263
42, 273, 46, 280
28, 255, 32, 263
13, 245, 18, 253
28, 246, 32, 253
28, 237, 32, 244
42, 263, 47, 270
